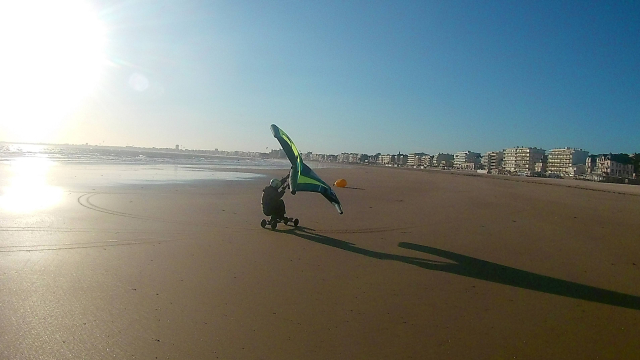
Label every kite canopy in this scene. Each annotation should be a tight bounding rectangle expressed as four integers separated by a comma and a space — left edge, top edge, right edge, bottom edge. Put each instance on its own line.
270, 124, 343, 214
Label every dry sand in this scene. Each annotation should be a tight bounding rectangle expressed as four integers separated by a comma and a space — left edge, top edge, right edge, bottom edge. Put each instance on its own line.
1, 165, 639, 359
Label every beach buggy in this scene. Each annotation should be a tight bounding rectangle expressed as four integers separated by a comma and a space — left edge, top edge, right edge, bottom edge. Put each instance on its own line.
261, 174, 299, 230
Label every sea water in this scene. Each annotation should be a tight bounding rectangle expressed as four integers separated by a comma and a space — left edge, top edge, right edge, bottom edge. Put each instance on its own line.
0, 143, 347, 187
0, 143, 286, 213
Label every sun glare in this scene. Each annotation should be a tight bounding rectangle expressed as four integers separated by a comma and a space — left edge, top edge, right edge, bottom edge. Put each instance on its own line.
0, 157, 63, 213
0, 0, 106, 143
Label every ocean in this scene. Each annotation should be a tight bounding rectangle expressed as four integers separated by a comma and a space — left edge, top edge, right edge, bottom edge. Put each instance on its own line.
0, 143, 289, 168
0, 143, 303, 212
0, 143, 347, 187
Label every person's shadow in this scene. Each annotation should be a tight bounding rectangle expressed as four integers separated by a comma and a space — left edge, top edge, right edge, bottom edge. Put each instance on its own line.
280, 227, 640, 310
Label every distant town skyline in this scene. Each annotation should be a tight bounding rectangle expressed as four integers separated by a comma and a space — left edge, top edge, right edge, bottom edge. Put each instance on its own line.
1, 1, 638, 155
2, 140, 636, 162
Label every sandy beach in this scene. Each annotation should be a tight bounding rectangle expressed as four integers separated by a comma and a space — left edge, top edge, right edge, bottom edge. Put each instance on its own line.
1, 164, 639, 359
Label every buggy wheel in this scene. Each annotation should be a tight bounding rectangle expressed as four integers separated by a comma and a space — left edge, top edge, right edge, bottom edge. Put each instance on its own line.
260, 219, 267, 228
283, 217, 289, 225
293, 218, 299, 227
270, 221, 277, 230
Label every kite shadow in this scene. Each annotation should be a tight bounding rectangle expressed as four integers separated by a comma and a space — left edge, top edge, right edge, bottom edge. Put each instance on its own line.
281, 228, 640, 311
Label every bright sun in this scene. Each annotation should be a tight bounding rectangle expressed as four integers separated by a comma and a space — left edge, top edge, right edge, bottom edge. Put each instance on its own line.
0, 0, 106, 143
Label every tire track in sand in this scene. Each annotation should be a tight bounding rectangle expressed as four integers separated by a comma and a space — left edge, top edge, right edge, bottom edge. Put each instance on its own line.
76, 193, 210, 227
76, 193, 420, 235
77, 193, 155, 221
0, 238, 178, 252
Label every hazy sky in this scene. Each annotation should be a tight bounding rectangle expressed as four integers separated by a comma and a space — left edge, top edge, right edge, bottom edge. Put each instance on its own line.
1, 0, 638, 155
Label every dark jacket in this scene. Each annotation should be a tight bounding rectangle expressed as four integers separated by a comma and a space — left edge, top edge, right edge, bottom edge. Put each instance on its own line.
261, 175, 289, 214
261, 185, 286, 213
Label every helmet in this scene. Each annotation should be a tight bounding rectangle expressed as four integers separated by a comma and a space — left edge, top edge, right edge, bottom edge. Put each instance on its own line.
270, 178, 281, 188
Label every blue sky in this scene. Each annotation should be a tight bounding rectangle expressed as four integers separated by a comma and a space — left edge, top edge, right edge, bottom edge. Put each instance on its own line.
2, 0, 638, 155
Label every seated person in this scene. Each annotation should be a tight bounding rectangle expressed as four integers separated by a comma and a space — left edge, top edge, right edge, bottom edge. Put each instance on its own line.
261, 174, 290, 221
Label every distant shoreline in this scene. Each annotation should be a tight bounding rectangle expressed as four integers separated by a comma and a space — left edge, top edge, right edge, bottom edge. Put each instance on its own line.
337, 162, 640, 196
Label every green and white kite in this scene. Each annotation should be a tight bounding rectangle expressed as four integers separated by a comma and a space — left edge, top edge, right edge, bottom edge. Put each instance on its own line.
270, 124, 343, 214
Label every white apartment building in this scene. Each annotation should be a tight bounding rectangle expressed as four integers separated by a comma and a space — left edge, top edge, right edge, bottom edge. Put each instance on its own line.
379, 154, 395, 165
407, 153, 428, 167
547, 148, 589, 176
423, 154, 434, 167
454, 151, 481, 169
503, 147, 545, 174
337, 153, 362, 163
482, 151, 504, 173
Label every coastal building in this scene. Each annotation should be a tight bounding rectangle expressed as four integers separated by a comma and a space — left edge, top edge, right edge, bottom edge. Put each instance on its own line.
482, 151, 504, 173
368, 153, 381, 164
325, 154, 338, 162
457, 162, 479, 170
534, 155, 548, 174
454, 151, 481, 169
547, 148, 589, 176
567, 164, 587, 177
587, 154, 634, 179
503, 147, 545, 175
586, 155, 598, 174
379, 154, 395, 165
424, 154, 435, 167
432, 153, 454, 168
302, 152, 313, 161
396, 153, 408, 166
407, 153, 428, 167
337, 153, 361, 163
269, 149, 287, 159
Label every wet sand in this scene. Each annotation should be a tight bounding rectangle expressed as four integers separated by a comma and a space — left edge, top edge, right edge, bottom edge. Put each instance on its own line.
1, 165, 639, 359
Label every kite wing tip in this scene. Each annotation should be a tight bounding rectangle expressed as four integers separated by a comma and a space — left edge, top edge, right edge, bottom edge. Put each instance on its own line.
270, 124, 279, 136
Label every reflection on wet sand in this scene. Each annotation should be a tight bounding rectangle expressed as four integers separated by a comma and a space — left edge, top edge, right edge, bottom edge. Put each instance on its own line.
0, 157, 63, 213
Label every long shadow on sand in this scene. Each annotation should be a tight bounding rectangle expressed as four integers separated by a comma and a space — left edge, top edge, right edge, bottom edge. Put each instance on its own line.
281, 227, 640, 310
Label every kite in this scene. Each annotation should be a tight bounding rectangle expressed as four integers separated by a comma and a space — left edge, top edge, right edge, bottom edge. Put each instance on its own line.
270, 124, 343, 214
